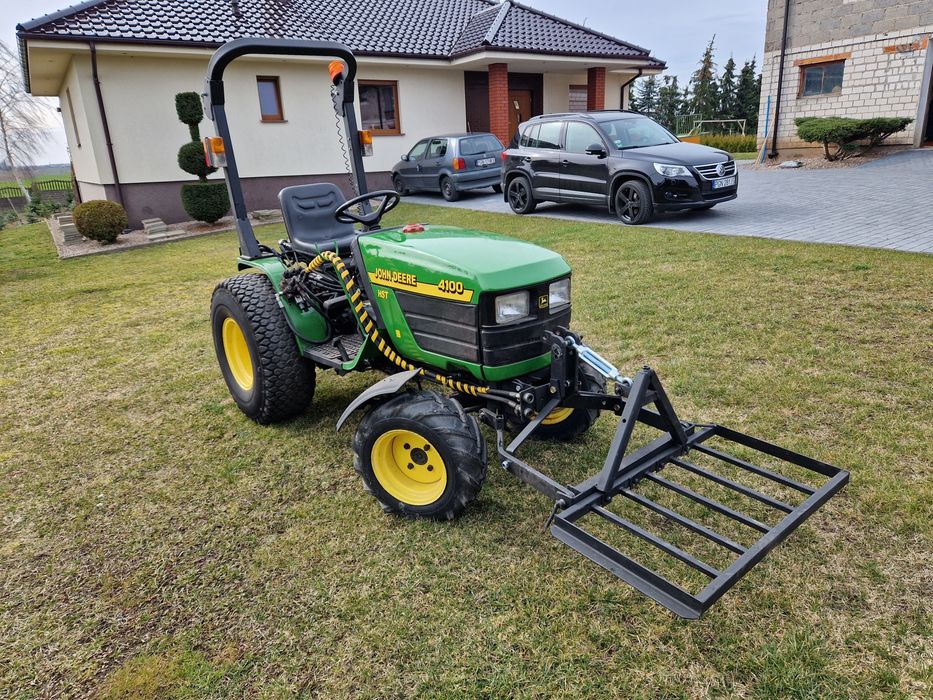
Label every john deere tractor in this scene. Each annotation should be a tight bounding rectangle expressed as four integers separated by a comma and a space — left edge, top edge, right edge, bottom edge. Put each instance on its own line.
204, 39, 848, 619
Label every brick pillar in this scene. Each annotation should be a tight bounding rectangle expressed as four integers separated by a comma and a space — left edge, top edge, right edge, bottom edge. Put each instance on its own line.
488, 63, 510, 146
587, 67, 606, 111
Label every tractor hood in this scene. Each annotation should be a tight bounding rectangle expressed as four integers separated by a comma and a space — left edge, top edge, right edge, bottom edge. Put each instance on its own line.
357, 225, 570, 302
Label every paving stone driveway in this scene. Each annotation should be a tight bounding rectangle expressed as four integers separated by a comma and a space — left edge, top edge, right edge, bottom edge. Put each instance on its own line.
406, 148, 933, 253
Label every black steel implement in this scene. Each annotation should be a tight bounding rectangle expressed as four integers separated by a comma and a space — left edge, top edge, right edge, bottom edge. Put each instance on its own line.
489, 334, 848, 619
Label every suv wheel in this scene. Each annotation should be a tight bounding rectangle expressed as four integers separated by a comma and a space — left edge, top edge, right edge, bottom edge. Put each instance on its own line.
440, 177, 460, 202
614, 180, 653, 225
506, 177, 537, 215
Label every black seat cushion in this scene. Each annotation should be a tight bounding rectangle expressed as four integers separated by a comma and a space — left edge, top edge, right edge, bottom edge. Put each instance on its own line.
278, 183, 357, 256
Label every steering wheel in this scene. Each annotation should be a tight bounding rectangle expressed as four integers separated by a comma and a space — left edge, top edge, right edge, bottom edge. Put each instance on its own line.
335, 190, 401, 229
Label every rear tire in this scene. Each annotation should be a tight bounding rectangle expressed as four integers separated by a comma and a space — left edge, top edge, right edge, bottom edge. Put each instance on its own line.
506, 176, 537, 214
392, 173, 410, 196
440, 177, 460, 202
614, 180, 653, 225
492, 183, 503, 194
353, 391, 487, 520
211, 273, 315, 424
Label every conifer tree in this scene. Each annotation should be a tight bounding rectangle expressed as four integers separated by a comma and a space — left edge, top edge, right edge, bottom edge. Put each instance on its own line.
689, 36, 719, 120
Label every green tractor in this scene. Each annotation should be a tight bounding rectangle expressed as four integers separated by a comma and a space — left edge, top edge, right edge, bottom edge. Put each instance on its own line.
204, 39, 848, 619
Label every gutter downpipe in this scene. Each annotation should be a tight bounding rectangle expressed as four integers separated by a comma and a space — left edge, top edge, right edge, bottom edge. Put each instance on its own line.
89, 42, 124, 206
769, 0, 791, 159
620, 68, 643, 109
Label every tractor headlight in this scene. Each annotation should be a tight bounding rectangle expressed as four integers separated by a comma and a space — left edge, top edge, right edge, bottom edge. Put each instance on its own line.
495, 291, 530, 324
548, 278, 571, 310
653, 162, 691, 177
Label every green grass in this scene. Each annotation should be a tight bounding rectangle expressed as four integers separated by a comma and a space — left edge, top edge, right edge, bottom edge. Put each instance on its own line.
1, 208, 930, 698
730, 151, 759, 160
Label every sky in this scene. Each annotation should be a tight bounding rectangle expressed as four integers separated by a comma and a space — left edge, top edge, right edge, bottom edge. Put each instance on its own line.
2, 0, 768, 164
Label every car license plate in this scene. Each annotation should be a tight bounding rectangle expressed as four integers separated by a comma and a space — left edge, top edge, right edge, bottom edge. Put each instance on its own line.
476, 157, 496, 167
712, 176, 736, 189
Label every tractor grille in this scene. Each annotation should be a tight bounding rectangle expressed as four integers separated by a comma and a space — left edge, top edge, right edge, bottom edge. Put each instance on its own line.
694, 161, 736, 180
396, 291, 480, 363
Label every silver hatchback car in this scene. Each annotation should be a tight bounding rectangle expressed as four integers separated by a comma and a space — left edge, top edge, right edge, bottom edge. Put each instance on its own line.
391, 133, 504, 201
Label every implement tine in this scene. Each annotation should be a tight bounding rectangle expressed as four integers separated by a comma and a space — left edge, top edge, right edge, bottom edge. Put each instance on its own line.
645, 474, 771, 533
621, 489, 746, 554
671, 458, 794, 513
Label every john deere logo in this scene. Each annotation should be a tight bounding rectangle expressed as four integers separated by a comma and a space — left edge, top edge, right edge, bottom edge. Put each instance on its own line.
538, 294, 549, 309
716, 163, 726, 177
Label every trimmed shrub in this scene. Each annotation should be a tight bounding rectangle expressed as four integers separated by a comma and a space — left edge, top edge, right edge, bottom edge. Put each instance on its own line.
796, 116, 912, 160
175, 91, 228, 224
698, 134, 756, 153
178, 140, 214, 179
175, 92, 204, 141
73, 200, 128, 243
181, 182, 229, 224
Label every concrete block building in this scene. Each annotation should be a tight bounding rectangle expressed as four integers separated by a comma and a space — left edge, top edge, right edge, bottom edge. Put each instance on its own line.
759, 0, 933, 156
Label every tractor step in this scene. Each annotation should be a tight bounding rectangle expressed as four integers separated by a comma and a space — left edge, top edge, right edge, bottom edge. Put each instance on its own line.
551, 424, 848, 618
494, 364, 848, 618
303, 332, 365, 369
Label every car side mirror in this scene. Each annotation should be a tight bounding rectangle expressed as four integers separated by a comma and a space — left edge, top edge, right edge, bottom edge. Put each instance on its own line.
585, 144, 607, 158
400, 154, 410, 161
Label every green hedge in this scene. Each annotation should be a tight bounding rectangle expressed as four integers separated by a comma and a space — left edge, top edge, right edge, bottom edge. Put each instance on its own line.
181, 182, 229, 224
698, 134, 757, 153
796, 116, 912, 160
73, 200, 128, 244
177, 140, 215, 180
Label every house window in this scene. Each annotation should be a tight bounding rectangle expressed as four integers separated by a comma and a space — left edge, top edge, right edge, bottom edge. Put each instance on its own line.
800, 61, 844, 97
65, 88, 81, 147
256, 76, 284, 121
359, 80, 400, 135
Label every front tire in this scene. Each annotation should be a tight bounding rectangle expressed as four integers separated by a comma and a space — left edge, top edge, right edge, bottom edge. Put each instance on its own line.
506, 176, 537, 214
614, 180, 653, 225
353, 391, 487, 520
211, 273, 315, 424
440, 177, 460, 202
513, 364, 606, 441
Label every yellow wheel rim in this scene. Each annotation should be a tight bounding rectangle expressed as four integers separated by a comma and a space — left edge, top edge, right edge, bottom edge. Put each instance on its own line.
371, 429, 447, 506
541, 406, 574, 425
222, 317, 254, 391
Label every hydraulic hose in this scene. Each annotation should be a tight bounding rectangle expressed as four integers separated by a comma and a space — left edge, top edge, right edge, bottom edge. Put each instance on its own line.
304, 251, 493, 397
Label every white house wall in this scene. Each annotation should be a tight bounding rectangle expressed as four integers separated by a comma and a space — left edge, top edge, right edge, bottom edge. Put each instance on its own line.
82, 54, 467, 186
58, 57, 106, 188
543, 72, 630, 113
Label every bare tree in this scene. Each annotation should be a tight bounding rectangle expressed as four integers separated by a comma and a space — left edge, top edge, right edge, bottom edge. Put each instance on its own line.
0, 40, 52, 202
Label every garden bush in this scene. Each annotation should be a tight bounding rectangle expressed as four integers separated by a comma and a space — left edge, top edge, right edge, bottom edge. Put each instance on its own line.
180, 182, 229, 224
698, 134, 756, 153
796, 116, 912, 161
175, 90, 229, 223
73, 200, 128, 243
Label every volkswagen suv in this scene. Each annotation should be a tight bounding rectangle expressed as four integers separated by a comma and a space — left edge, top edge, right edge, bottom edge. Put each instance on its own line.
501, 111, 738, 225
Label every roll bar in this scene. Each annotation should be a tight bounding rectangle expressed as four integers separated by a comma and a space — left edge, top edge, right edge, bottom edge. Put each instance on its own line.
203, 38, 368, 259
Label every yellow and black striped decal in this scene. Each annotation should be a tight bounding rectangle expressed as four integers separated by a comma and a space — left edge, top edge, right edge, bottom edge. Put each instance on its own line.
369, 268, 474, 303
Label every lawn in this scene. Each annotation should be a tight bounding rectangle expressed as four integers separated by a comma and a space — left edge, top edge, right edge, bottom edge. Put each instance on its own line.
1, 207, 930, 698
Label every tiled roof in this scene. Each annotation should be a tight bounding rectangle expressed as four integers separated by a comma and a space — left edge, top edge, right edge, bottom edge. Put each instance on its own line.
18, 0, 664, 66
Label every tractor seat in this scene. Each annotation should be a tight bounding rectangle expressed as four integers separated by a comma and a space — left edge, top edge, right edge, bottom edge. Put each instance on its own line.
278, 183, 357, 256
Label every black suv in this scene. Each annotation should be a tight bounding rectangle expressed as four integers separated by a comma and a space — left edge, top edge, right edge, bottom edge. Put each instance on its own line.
502, 111, 738, 225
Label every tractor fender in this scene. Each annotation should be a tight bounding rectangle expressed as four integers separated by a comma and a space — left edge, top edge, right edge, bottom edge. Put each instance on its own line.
336, 368, 421, 431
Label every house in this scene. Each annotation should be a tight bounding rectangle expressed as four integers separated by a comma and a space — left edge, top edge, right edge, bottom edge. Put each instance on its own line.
17, 0, 664, 227
759, 0, 933, 156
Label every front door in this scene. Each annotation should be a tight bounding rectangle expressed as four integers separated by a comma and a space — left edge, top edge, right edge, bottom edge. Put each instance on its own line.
560, 120, 610, 204
509, 89, 533, 143
419, 138, 449, 189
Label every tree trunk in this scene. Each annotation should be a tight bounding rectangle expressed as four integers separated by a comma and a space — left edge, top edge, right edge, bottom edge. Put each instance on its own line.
0, 109, 31, 206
